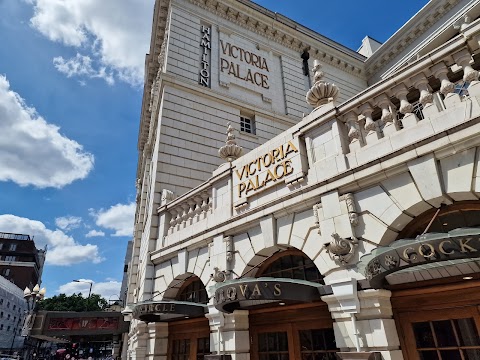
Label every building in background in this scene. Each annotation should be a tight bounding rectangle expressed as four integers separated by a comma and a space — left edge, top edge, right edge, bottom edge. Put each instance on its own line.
0, 275, 27, 353
0, 232, 46, 291
125, 1, 480, 360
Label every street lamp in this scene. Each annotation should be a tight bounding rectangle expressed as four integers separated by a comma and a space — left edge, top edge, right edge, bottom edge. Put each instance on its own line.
73, 279, 93, 298
73, 280, 93, 311
22, 284, 46, 360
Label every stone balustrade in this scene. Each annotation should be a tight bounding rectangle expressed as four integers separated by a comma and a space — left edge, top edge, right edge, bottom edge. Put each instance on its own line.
166, 188, 212, 235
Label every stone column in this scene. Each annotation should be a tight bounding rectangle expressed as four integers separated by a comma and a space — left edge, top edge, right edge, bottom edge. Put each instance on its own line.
145, 322, 169, 360
129, 322, 148, 360
344, 111, 363, 152
322, 288, 403, 360
206, 306, 250, 360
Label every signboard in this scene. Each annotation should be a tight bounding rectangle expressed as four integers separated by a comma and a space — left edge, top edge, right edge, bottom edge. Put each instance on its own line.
363, 232, 480, 288
132, 301, 207, 322
199, 25, 212, 87
233, 137, 306, 207
213, 278, 331, 313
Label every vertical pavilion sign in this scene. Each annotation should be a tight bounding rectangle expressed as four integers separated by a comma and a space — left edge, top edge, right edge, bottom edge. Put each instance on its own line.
199, 25, 211, 87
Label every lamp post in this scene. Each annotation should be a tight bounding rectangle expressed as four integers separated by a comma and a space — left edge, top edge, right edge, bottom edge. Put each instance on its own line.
73, 280, 93, 311
22, 284, 46, 360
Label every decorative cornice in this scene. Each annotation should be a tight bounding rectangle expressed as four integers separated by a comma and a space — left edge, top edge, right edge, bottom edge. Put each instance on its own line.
365, 0, 462, 78
188, 0, 365, 77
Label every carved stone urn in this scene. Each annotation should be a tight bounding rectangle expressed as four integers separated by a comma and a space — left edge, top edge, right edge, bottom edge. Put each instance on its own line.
219, 123, 243, 162
306, 59, 339, 108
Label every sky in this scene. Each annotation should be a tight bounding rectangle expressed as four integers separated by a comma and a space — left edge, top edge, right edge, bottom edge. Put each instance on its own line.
0, 0, 428, 301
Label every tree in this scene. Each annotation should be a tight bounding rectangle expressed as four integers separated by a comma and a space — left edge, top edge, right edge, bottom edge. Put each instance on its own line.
38, 293, 108, 312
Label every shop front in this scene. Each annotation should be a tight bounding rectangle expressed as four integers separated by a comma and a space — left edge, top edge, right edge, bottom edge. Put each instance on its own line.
214, 250, 338, 360
360, 203, 480, 360
132, 277, 210, 360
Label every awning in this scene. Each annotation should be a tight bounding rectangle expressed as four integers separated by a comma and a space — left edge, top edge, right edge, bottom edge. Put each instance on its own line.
358, 228, 480, 289
131, 301, 207, 322
213, 277, 332, 313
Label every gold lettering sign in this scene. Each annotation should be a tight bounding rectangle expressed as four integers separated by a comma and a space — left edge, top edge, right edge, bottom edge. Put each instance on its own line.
220, 40, 270, 89
236, 141, 298, 198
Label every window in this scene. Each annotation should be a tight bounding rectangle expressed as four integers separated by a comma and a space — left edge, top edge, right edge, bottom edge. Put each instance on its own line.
3, 268, 10, 276
412, 101, 425, 121
240, 116, 255, 135
5, 256, 16, 261
258, 253, 324, 283
454, 81, 470, 97
0, 324, 3, 330
7, 326, 10, 332
1, 311, 3, 318
9, 244, 17, 251
177, 278, 208, 304
171, 339, 190, 360
0, 243, 3, 250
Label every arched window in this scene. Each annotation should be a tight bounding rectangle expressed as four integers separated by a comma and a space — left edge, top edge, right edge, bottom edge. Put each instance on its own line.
398, 201, 480, 239
176, 277, 208, 304
257, 251, 324, 284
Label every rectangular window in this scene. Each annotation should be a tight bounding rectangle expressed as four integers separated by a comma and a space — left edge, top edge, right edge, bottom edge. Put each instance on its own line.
0, 243, 3, 250
5, 256, 16, 261
3, 268, 10, 276
9, 244, 17, 251
240, 116, 255, 135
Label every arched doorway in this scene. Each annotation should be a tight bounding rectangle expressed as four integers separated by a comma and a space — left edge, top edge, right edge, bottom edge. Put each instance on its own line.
247, 249, 338, 360
167, 276, 211, 360
387, 202, 480, 360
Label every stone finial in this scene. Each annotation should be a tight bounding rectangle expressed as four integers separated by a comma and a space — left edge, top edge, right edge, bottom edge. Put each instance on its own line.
306, 60, 339, 108
218, 123, 243, 162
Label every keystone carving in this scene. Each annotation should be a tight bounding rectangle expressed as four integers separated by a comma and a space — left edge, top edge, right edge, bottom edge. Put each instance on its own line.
219, 123, 243, 162
212, 267, 227, 283
324, 233, 358, 265
306, 60, 339, 108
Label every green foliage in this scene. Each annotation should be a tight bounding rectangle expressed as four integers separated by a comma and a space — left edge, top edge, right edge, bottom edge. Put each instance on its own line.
38, 293, 108, 312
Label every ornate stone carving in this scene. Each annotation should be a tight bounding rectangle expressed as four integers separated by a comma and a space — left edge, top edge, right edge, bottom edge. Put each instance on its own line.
313, 203, 321, 235
344, 193, 359, 227
365, 259, 382, 280
219, 123, 243, 162
161, 189, 176, 205
306, 60, 339, 108
225, 236, 234, 263
212, 267, 227, 283
324, 233, 358, 265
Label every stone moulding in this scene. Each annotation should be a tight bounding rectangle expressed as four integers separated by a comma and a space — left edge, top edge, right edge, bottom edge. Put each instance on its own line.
188, 0, 364, 77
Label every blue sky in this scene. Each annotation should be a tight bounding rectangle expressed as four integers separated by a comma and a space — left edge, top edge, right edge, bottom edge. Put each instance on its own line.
0, 0, 428, 300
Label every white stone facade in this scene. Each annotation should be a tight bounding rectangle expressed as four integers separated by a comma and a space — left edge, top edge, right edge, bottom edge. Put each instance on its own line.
126, 1, 480, 360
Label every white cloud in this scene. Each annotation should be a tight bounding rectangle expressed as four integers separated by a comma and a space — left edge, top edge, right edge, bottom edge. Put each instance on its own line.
0, 75, 94, 188
57, 279, 122, 300
0, 214, 103, 266
91, 203, 135, 237
85, 229, 105, 238
28, 0, 155, 86
55, 216, 82, 231
53, 54, 115, 85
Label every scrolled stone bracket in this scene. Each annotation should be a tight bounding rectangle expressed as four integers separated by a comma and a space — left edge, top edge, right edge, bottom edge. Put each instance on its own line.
324, 233, 359, 265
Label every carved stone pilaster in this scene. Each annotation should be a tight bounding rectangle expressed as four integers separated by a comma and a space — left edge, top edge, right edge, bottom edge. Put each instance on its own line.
344, 193, 359, 227
313, 203, 321, 235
